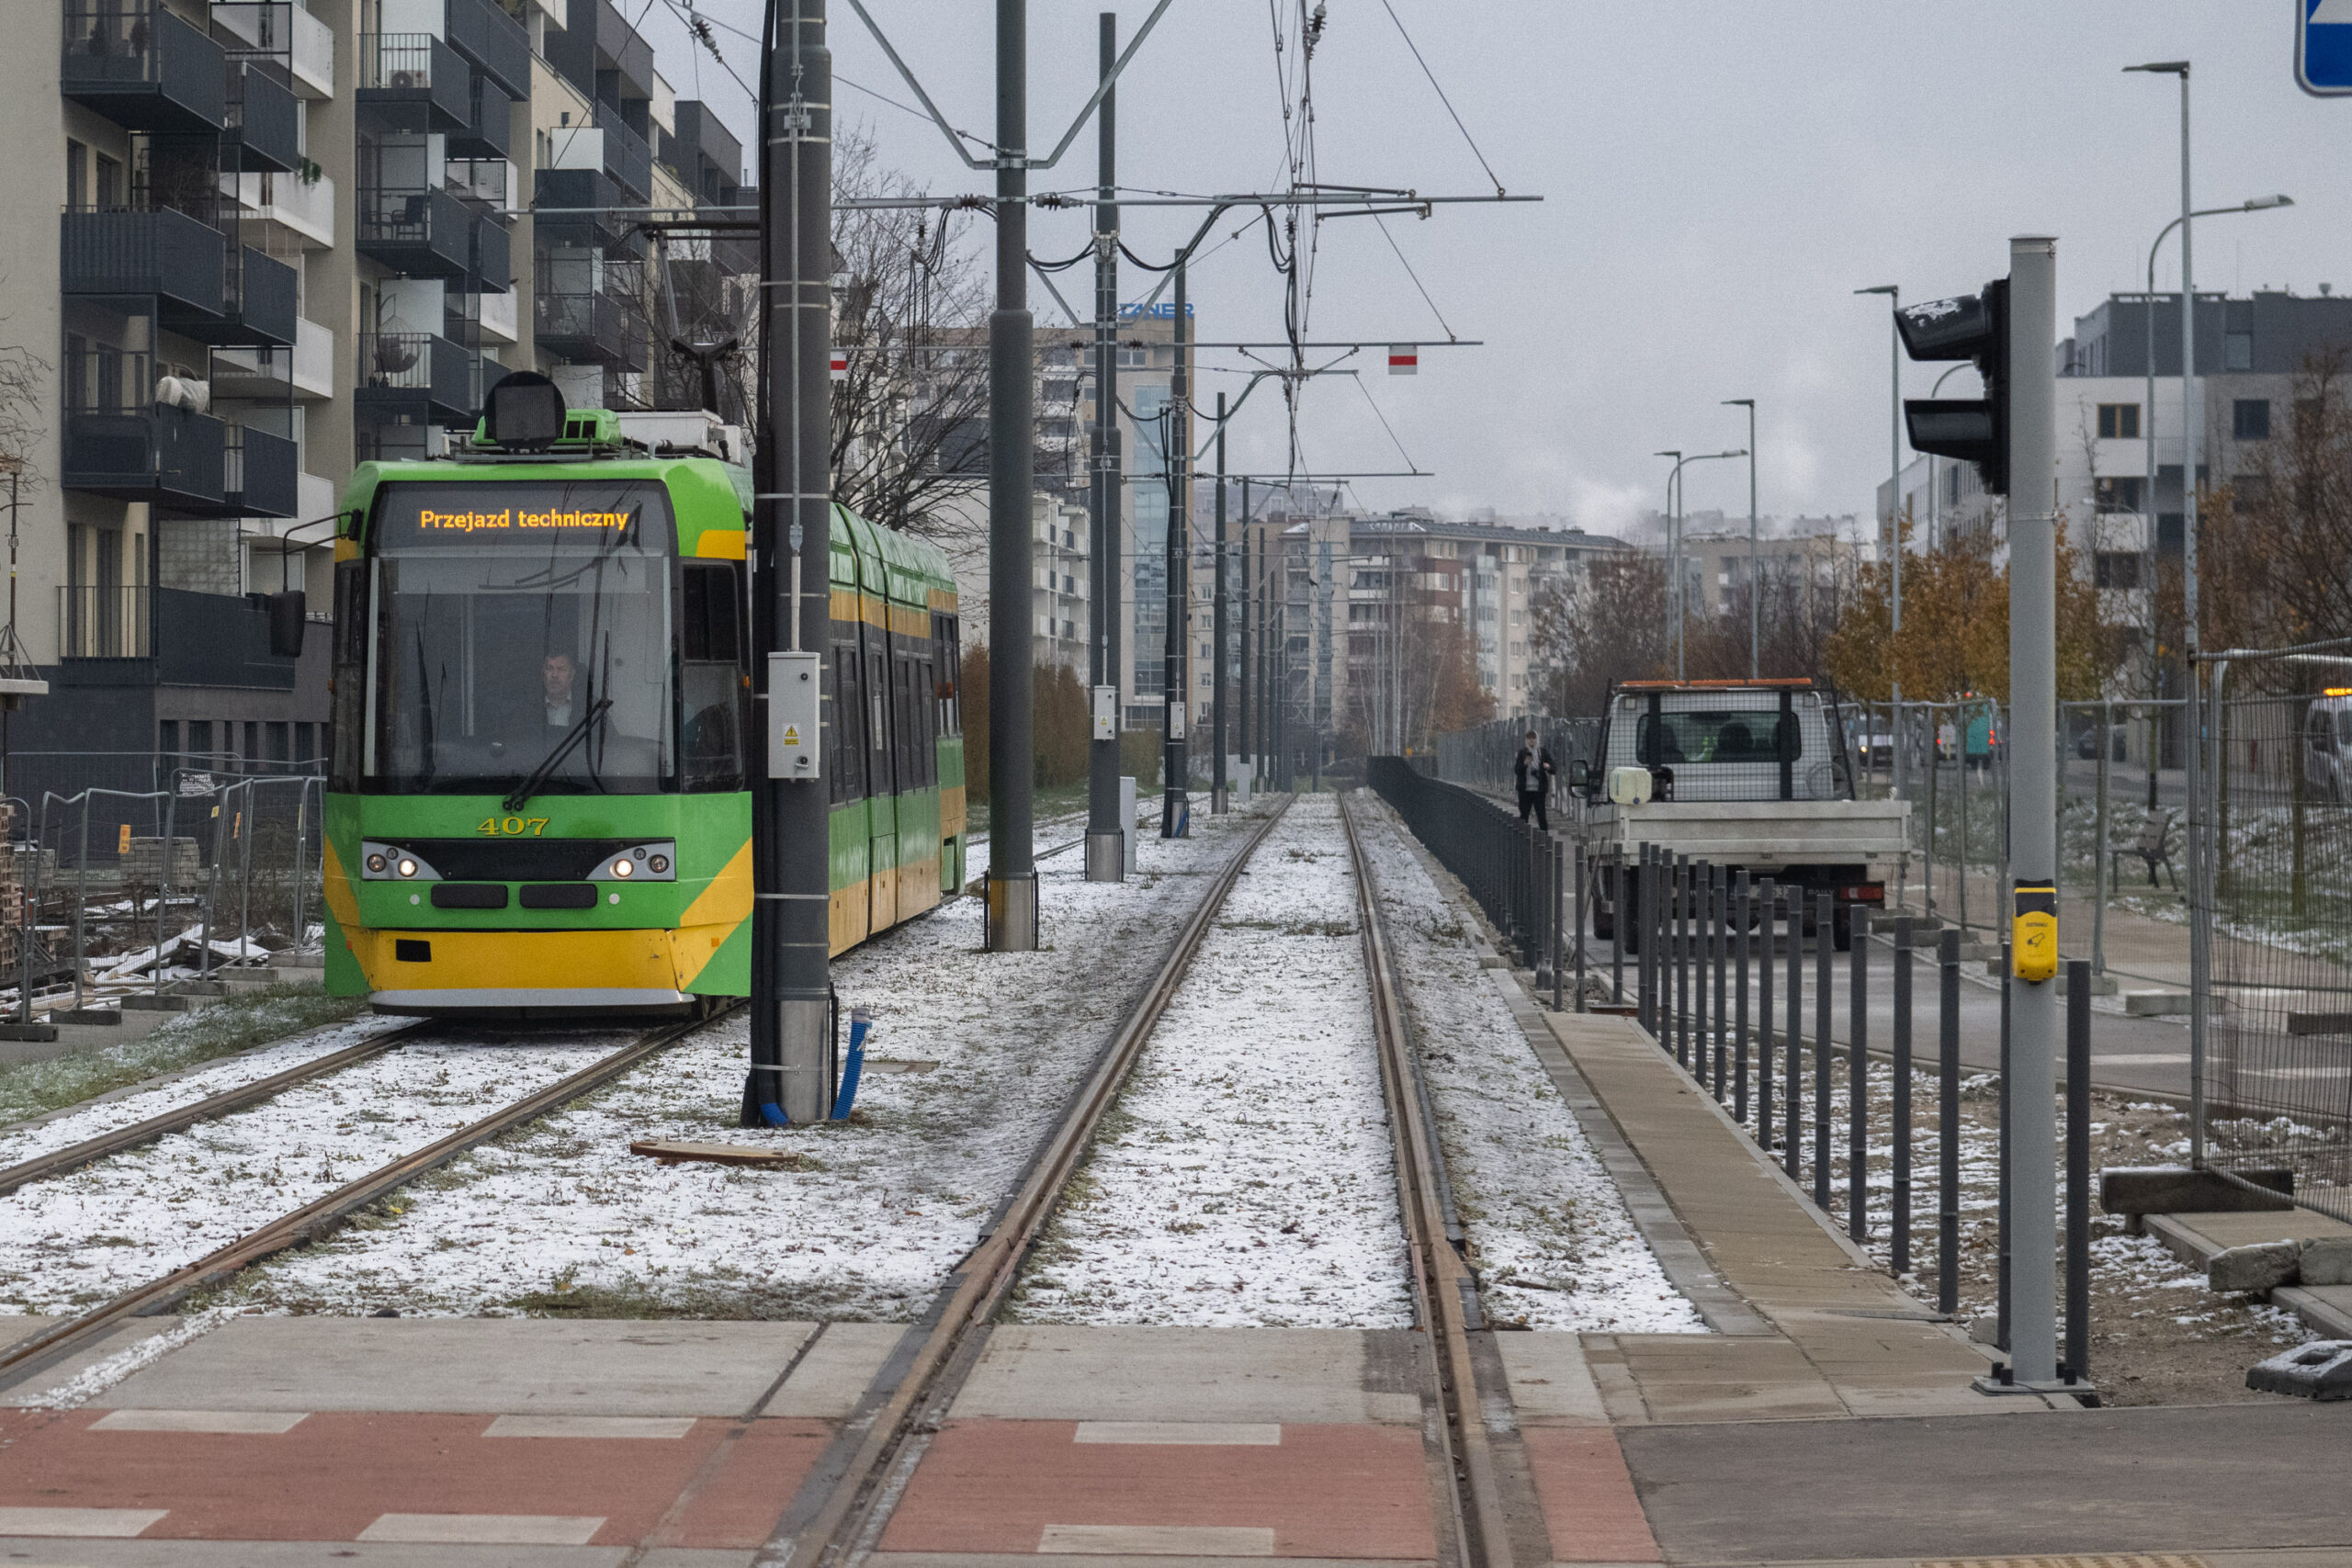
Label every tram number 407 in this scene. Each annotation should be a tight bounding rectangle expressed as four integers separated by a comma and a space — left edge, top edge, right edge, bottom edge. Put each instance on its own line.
478, 816, 551, 837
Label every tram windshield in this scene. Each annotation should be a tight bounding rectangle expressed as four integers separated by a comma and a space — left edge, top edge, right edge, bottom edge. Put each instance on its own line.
362, 479, 674, 796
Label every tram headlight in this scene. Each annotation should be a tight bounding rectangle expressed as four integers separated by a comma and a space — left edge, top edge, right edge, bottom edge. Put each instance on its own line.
397, 858, 419, 878
610, 858, 635, 878
365, 852, 388, 874
649, 854, 670, 874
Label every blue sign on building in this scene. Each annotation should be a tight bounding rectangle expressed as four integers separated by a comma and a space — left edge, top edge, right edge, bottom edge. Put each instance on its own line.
2298, 0, 2352, 96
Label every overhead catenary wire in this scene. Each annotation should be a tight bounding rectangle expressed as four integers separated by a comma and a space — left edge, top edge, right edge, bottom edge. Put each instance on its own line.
1374, 0, 1507, 197
1369, 212, 1458, 342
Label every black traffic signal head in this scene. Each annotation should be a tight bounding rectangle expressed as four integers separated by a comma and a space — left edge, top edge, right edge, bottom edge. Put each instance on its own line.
1895, 277, 2008, 496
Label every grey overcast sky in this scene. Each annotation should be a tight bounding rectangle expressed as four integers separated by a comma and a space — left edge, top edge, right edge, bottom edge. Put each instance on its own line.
636, 2, 2341, 533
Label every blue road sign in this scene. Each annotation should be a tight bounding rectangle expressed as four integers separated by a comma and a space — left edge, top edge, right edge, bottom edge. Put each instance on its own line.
2299, 0, 2352, 96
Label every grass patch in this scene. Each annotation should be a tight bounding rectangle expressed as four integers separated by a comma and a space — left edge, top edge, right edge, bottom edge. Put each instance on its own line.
0, 983, 370, 1126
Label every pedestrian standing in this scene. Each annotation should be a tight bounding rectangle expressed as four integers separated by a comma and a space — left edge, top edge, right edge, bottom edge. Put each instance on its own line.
1514, 728, 1556, 832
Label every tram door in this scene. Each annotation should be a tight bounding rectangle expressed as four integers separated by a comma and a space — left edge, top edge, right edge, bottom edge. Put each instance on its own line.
864, 628, 899, 931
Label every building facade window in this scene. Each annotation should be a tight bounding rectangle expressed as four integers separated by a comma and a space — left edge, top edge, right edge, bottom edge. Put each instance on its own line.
2094, 551, 2143, 590
2233, 399, 2271, 441
2096, 402, 2141, 439
2225, 332, 2254, 372
2094, 476, 2143, 513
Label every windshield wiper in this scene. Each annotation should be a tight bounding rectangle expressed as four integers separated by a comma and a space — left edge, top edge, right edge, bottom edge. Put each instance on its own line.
502, 696, 613, 812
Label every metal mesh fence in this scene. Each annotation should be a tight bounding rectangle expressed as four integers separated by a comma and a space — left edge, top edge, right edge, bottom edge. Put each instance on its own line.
1431, 716, 1600, 805
2199, 687, 2352, 1218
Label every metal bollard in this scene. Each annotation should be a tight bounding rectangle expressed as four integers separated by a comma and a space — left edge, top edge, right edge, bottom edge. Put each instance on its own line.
1893, 919, 1914, 1278
1938, 927, 1962, 1318
1610, 845, 1625, 1005
1814, 891, 1833, 1210
1710, 866, 1728, 1100
1635, 846, 1652, 1032
1785, 888, 1803, 1180
1757, 878, 1776, 1142
1733, 870, 1750, 1122
2066, 957, 2092, 1385
1675, 855, 1692, 1067
1571, 841, 1587, 1013
1849, 903, 1868, 1242
1550, 837, 1566, 1010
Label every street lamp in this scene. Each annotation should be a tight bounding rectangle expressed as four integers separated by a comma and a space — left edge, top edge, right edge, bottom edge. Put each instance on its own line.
1657, 447, 1747, 680
1723, 399, 1758, 677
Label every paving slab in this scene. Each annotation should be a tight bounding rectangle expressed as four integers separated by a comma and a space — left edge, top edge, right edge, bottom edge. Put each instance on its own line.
92, 1317, 817, 1416
1492, 1333, 1608, 1426
0, 1541, 648, 1565
762, 1319, 908, 1418
1542, 1010, 2014, 1418
949, 1326, 1421, 1425
0, 1315, 185, 1406
1616, 1404, 2352, 1562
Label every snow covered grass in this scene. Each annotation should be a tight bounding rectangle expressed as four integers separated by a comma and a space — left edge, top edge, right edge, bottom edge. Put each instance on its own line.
0, 1030, 633, 1314
1351, 797, 1707, 1335
213, 809, 1262, 1321
1010, 796, 1411, 1328
0, 986, 378, 1129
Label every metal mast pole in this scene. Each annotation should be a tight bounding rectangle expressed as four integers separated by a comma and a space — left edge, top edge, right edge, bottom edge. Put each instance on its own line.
2006, 234, 2060, 1386
746, 0, 833, 1127
1083, 11, 1122, 881
1238, 478, 1251, 775
1160, 256, 1190, 833
2175, 67, 2211, 1166
1212, 392, 1228, 812
985, 0, 1038, 946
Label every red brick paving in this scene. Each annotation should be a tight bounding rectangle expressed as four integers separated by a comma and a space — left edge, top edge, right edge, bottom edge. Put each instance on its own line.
0, 1410, 831, 1548
1520, 1427, 1661, 1563
879, 1419, 1437, 1558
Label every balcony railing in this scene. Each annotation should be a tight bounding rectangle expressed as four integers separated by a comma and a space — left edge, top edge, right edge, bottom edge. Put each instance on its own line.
211, 2, 334, 97
225, 62, 300, 175
444, 0, 530, 99
211, 315, 334, 399
356, 32, 469, 133
61, 2, 225, 134
217, 245, 299, 348
225, 424, 299, 518
356, 184, 471, 277
62, 206, 225, 321
596, 101, 652, 201
448, 72, 514, 162
356, 333, 480, 425
533, 167, 636, 253
60, 585, 150, 660
230, 168, 334, 248
534, 291, 628, 366
62, 405, 229, 512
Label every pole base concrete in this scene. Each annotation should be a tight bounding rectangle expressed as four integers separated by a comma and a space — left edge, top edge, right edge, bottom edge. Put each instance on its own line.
776, 996, 832, 1124
1972, 1372, 2095, 1401
1084, 832, 1125, 884
985, 872, 1040, 952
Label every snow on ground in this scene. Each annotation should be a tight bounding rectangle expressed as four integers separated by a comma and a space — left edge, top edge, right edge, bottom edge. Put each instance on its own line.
221, 808, 1262, 1321
1011, 795, 1411, 1328
0, 1032, 634, 1314
1351, 795, 1709, 1335
0, 1013, 410, 1165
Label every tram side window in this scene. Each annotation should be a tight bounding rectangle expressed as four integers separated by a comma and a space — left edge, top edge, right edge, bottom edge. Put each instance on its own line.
915, 657, 937, 785
831, 644, 865, 805
680, 564, 745, 792
328, 559, 368, 792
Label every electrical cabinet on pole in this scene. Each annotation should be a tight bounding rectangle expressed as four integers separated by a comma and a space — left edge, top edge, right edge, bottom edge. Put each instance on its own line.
1160, 257, 1190, 834
1083, 11, 1124, 882
745, 0, 834, 1126
985, 0, 1038, 947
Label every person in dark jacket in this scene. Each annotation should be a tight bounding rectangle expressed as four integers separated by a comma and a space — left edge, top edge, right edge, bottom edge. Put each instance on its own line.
1513, 729, 1556, 831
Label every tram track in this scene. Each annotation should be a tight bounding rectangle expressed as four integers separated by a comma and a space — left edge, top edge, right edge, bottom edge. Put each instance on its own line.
760, 790, 1512, 1568
0, 1005, 738, 1393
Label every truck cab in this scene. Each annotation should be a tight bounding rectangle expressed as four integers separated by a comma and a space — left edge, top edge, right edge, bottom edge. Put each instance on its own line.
1570, 678, 1907, 951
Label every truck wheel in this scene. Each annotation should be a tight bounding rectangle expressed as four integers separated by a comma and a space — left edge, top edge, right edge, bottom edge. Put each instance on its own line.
1832, 906, 1854, 952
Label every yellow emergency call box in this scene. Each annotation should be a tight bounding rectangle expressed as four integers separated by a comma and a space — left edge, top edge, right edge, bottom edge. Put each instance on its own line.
2012, 882, 2058, 983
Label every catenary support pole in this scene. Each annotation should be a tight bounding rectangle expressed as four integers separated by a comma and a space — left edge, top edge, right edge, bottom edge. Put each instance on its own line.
1238, 479, 1251, 779
1083, 11, 1123, 883
2006, 232, 2061, 1386
1212, 393, 1228, 813
1160, 255, 1190, 833
747, 0, 836, 1125
985, 0, 1039, 948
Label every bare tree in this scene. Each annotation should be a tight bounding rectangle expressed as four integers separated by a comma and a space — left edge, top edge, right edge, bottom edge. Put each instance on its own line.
0, 304, 47, 491
1531, 554, 1669, 716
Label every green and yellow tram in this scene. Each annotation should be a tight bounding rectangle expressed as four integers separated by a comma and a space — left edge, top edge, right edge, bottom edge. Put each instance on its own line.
322, 404, 966, 1014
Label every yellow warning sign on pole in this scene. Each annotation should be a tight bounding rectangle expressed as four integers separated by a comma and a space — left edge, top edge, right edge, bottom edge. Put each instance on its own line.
780, 725, 802, 748
118, 822, 131, 855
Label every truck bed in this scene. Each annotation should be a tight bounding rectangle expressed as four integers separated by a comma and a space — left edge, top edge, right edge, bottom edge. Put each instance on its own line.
1578, 797, 1912, 871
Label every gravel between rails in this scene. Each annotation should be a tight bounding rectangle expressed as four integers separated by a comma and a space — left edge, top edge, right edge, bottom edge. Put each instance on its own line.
1010, 795, 1413, 1328
1351, 795, 1708, 1334
218, 807, 1266, 1321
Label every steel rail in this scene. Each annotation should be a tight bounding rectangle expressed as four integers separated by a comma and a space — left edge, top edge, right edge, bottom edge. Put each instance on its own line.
1339, 792, 1515, 1568
0, 1021, 436, 1199
766, 796, 1295, 1568
0, 1006, 738, 1388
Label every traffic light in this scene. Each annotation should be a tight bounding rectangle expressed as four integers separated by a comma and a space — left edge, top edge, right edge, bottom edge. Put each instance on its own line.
1894, 277, 2008, 495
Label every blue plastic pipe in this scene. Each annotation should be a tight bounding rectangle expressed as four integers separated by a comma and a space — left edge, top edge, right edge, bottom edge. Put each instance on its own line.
831, 1006, 873, 1120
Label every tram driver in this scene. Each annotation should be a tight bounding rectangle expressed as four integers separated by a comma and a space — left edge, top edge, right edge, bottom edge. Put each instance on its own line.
540, 651, 581, 729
